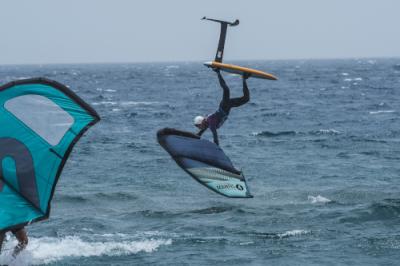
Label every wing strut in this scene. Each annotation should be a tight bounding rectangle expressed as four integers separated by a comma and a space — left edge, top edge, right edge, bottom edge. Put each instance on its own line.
202, 16, 239, 63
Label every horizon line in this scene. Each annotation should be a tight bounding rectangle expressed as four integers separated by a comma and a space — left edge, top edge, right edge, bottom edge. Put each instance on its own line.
1, 55, 399, 67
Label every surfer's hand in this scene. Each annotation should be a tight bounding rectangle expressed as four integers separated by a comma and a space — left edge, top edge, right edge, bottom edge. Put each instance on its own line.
243, 73, 251, 79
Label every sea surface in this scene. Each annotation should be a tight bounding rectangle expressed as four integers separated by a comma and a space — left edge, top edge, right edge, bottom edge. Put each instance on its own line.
0, 58, 400, 265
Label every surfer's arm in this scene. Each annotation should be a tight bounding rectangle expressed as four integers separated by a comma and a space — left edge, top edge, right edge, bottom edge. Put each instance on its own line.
242, 76, 250, 102
210, 126, 219, 146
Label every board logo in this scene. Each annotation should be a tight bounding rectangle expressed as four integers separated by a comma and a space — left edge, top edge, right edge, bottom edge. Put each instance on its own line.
236, 184, 244, 191
217, 184, 235, 190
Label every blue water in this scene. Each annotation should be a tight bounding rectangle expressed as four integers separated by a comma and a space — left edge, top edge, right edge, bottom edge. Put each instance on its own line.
0, 58, 400, 265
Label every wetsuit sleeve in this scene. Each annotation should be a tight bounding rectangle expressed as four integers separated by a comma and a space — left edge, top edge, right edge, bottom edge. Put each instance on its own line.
242, 78, 250, 102
228, 78, 250, 107
209, 124, 219, 146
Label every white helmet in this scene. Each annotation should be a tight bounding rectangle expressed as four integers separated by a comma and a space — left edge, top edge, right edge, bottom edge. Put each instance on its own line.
194, 116, 205, 126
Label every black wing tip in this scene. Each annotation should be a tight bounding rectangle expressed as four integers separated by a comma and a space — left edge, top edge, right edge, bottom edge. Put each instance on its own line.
0, 77, 55, 89
157, 127, 200, 140
156, 127, 168, 144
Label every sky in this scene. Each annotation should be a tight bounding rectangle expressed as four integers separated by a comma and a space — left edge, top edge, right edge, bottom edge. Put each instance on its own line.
1, 0, 399, 65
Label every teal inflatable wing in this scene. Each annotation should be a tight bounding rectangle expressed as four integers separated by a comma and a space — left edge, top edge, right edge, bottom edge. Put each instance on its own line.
0, 78, 100, 231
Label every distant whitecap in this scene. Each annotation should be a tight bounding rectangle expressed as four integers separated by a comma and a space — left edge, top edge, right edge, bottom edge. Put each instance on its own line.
120, 101, 161, 106
308, 195, 331, 204
91, 101, 117, 106
369, 110, 395, 115
278, 230, 310, 238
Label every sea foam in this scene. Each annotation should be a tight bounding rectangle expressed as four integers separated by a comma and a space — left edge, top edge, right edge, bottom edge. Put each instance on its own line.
308, 195, 332, 204
278, 230, 310, 238
0, 236, 172, 265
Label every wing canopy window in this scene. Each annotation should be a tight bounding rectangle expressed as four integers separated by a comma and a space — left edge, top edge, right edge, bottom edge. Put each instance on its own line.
4, 94, 74, 146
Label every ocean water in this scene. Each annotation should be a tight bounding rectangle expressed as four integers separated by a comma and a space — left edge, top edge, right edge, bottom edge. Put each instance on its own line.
0, 58, 400, 265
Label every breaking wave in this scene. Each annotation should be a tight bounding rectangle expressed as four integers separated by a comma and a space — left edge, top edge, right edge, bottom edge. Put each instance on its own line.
0, 235, 171, 265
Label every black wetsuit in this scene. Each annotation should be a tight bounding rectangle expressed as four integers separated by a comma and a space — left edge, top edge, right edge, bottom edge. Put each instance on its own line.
197, 72, 250, 145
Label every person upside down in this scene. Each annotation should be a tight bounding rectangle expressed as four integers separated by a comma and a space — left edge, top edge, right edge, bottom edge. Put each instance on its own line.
194, 69, 250, 145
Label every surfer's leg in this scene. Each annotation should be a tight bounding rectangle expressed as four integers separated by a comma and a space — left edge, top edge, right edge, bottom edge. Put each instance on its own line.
12, 228, 28, 257
217, 71, 231, 112
219, 98, 231, 113
0, 231, 5, 254
217, 71, 230, 102
228, 78, 250, 108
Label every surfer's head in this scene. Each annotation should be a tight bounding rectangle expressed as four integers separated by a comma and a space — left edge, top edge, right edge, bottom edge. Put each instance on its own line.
194, 116, 206, 129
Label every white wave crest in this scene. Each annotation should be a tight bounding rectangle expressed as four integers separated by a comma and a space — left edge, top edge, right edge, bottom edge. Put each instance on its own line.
95, 88, 116, 92
0, 236, 171, 265
369, 110, 395, 115
314, 129, 340, 135
344, 77, 362, 82
91, 101, 161, 107
91, 101, 117, 106
120, 101, 160, 106
308, 195, 331, 204
278, 230, 310, 238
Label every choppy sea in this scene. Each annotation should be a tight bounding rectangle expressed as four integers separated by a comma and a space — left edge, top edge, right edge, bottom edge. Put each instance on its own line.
0, 58, 400, 265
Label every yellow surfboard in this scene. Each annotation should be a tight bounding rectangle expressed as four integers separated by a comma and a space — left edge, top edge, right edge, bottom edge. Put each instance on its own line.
204, 61, 278, 80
